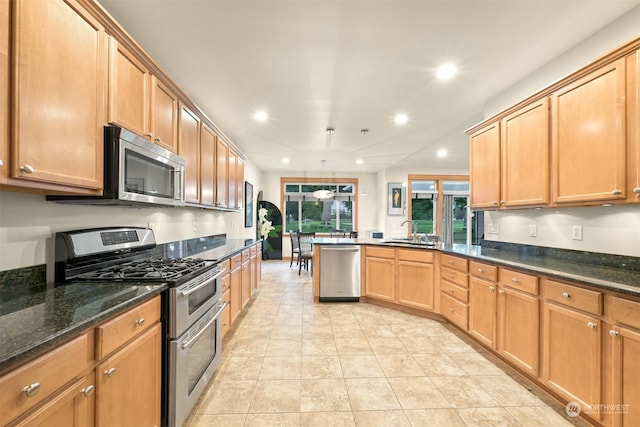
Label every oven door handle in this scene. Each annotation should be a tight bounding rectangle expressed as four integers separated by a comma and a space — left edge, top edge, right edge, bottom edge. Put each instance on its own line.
180, 302, 227, 350
180, 267, 226, 297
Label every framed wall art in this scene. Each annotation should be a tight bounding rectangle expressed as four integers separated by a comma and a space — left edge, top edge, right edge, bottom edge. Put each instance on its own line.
244, 181, 254, 227
387, 182, 404, 216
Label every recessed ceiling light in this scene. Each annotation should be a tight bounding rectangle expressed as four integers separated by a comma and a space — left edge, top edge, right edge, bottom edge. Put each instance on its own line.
436, 64, 457, 80
394, 114, 408, 125
253, 111, 268, 122
281, 157, 290, 164
437, 149, 448, 158
356, 159, 364, 165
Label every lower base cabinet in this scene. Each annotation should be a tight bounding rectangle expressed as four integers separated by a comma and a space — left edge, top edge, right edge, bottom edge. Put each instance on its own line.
96, 322, 161, 427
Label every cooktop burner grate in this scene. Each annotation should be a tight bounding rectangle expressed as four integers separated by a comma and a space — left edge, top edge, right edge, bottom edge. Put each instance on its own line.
76, 257, 208, 281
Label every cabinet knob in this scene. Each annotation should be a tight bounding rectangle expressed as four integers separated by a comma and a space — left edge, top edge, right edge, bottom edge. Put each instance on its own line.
511, 278, 519, 283
223, 322, 228, 326
0, 159, 3, 167
633, 187, 640, 194
500, 200, 505, 205
587, 322, 597, 329
20, 164, 35, 174
21, 382, 41, 397
449, 307, 454, 313
498, 289, 505, 295
492, 201, 499, 206
477, 268, 483, 273
611, 189, 622, 196
104, 367, 117, 377
154, 137, 161, 142
448, 259, 454, 264
562, 292, 571, 299
145, 132, 152, 138
489, 286, 495, 292
81, 385, 95, 397
609, 329, 619, 337
449, 288, 454, 294
448, 273, 455, 278
135, 318, 145, 326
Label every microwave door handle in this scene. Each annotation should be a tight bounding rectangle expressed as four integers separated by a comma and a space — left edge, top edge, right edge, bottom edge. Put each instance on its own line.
174, 169, 183, 201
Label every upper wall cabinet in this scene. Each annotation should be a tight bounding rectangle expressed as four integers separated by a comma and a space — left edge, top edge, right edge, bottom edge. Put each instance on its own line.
178, 102, 201, 205
501, 98, 549, 207
469, 122, 500, 209
628, 50, 640, 203
200, 123, 216, 207
108, 38, 178, 153
10, 0, 106, 193
215, 138, 229, 209
551, 58, 627, 204
0, 0, 8, 184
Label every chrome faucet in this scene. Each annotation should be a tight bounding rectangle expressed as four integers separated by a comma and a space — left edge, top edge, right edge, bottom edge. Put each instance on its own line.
400, 220, 419, 243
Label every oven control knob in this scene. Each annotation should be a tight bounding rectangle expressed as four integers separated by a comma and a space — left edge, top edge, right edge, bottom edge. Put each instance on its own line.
135, 318, 145, 326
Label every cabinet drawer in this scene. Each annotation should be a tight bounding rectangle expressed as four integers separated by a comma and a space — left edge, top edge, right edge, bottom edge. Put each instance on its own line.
441, 292, 468, 330
544, 280, 602, 315
440, 254, 468, 272
398, 248, 433, 263
441, 267, 469, 288
0, 333, 90, 424
218, 258, 231, 275
442, 281, 469, 303
250, 245, 257, 256
366, 246, 395, 259
499, 268, 538, 295
221, 271, 231, 292
221, 289, 231, 336
242, 249, 251, 263
96, 295, 160, 359
611, 296, 640, 330
469, 261, 498, 281
230, 253, 242, 271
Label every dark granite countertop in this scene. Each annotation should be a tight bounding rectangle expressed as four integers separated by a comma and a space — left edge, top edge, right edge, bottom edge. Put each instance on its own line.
313, 238, 640, 297
0, 281, 166, 375
154, 236, 260, 262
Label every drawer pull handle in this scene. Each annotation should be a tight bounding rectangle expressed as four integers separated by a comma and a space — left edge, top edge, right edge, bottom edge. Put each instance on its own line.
612, 189, 622, 195
609, 330, 619, 337
448, 259, 454, 264
448, 274, 455, 278
477, 268, 483, 273
498, 289, 505, 295
81, 385, 95, 397
21, 383, 41, 397
135, 318, 145, 326
104, 368, 116, 377
20, 164, 35, 174
511, 278, 519, 283
145, 132, 152, 138
449, 307, 454, 313
587, 322, 597, 329
633, 187, 640, 194
154, 137, 161, 142
449, 288, 454, 293
489, 286, 495, 292
562, 292, 571, 299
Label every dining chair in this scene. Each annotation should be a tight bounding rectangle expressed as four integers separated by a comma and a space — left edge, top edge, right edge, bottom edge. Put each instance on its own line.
289, 230, 300, 268
330, 229, 347, 238
349, 231, 359, 238
297, 231, 316, 275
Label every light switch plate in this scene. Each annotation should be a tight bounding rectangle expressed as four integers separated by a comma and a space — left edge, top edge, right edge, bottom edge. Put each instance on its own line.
529, 224, 537, 237
572, 225, 583, 240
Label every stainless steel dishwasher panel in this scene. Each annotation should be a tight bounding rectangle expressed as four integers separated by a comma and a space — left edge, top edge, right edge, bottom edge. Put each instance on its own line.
320, 245, 361, 302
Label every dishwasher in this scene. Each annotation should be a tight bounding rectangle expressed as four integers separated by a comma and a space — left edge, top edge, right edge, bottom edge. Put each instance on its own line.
320, 245, 361, 302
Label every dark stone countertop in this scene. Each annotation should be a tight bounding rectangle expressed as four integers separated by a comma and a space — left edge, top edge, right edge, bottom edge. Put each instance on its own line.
153, 236, 260, 262
313, 238, 640, 297
0, 281, 166, 375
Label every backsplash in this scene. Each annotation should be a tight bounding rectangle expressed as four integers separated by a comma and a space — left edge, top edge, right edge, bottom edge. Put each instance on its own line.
0, 265, 47, 303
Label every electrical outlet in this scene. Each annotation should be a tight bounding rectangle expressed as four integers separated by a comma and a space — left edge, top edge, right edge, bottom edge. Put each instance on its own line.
529, 224, 537, 237
231, 220, 236, 229
572, 225, 583, 241
192, 220, 198, 232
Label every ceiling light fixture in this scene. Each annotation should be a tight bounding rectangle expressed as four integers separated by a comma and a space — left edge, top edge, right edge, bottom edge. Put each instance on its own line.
326, 127, 335, 135
313, 159, 334, 199
394, 114, 408, 125
437, 148, 448, 158
281, 157, 290, 164
253, 111, 268, 122
436, 64, 457, 80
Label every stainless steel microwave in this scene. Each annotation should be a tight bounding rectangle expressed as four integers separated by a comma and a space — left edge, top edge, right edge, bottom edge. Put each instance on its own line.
48, 126, 186, 207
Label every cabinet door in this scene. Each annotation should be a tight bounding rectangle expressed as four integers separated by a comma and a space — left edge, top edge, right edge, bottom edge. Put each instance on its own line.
178, 103, 201, 204
468, 277, 496, 348
241, 260, 251, 309
0, 0, 8, 184
237, 158, 245, 210
229, 266, 242, 323
501, 98, 549, 207
13, 0, 106, 191
11, 375, 94, 427
543, 302, 601, 414
215, 138, 228, 208
200, 124, 216, 206
469, 122, 501, 209
397, 260, 434, 310
497, 287, 539, 376
364, 256, 395, 302
251, 253, 258, 293
228, 149, 237, 209
628, 50, 640, 203
108, 38, 149, 138
609, 326, 640, 427
96, 323, 161, 427
221, 288, 231, 336
551, 58, 627, 204
150, 76, 178, 152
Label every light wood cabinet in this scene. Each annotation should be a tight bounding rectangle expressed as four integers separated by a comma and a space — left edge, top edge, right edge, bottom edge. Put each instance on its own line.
108, 39, 178, 153
215, 138, 229, 208
440, 254, 469, 330
628, 50, 640, 203
241, 250, 251, 309
396, 250, 434, 311
229, 254, 242, 323
551, 58, 627, 204
178, 102, 201, 204
228, 149, 238, 209
468, 276, 497, 348
96, 323, 161, 427
237, 158, 245, 210
501, 98, 549, 207
364, 247, 396, 302
200, 123, 216, 207
11, 0, 106, 193
250, 245, 259, 293
0, 0, 8, 184
469, 122, 501, 209
221, 288, 231, 337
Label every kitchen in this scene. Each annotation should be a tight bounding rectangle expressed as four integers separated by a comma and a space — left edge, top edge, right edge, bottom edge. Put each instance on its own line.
1, 0, 640, 426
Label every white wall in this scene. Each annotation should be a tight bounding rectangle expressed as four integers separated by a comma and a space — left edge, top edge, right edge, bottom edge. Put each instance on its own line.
0, 158, 262, 274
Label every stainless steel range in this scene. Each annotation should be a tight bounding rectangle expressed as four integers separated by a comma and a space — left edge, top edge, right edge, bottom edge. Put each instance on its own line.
55, 227, 226, 427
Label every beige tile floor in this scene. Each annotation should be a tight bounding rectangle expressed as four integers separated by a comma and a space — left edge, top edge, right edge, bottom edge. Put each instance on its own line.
187, 260, 590, 427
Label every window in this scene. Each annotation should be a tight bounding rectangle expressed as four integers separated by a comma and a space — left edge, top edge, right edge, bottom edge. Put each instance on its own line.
283, 180, 357, 233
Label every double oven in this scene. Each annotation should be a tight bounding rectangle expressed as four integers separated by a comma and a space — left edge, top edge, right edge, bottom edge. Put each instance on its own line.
55, 227, 226, 427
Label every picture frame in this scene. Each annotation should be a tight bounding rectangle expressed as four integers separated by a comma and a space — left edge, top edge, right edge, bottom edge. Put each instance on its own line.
387, 182, 404, 216
244, 181, 254, 227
